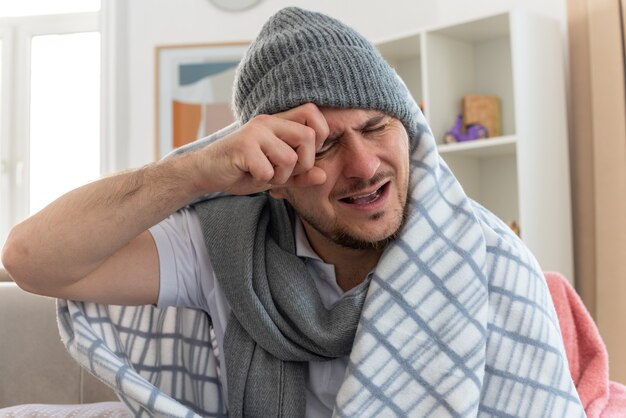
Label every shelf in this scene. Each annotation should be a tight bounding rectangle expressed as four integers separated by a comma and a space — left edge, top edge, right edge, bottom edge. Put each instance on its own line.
437, 135, 516, 158
376, 34, 421, 60
374, 10, 573, 280
430, 13, 509, 43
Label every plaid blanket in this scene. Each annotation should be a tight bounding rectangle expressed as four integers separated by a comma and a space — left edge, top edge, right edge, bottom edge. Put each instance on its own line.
57, 110, 585, 416
57, 302, 225, 417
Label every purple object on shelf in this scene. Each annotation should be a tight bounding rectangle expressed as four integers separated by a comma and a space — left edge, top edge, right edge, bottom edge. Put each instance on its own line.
443, 114, 489, 143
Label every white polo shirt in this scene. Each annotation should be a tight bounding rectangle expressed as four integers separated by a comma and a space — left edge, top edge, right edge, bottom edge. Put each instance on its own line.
149, 206, 370, 418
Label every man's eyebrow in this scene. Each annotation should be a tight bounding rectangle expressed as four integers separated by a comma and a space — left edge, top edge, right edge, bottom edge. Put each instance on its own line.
356, 112, 387, 131
326, 112, 388, 142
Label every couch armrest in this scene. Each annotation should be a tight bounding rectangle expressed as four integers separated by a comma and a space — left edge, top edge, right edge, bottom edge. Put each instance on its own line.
0, 268, 11, 282
0, 281, 117, 407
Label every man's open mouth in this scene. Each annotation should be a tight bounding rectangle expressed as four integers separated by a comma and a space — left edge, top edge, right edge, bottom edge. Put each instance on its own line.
339, 182, 389, 205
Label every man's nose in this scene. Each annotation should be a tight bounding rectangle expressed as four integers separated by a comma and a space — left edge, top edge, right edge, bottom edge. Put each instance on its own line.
341, 138, 380, 179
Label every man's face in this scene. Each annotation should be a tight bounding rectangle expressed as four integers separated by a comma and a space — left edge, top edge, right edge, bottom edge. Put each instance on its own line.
272, 107, 411, 255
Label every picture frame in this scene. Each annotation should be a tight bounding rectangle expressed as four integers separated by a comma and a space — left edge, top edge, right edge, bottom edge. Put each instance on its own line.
155, 42, 248, 159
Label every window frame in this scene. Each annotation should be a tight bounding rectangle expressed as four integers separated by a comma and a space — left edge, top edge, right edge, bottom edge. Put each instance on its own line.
0, 26, 14, 247
0, 11, 100, 247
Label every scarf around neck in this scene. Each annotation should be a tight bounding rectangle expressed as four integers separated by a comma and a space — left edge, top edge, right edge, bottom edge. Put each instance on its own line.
194, 195, 369, 418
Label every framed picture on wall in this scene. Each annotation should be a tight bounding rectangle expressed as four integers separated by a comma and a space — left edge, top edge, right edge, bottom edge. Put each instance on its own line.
155, 42, 248, 159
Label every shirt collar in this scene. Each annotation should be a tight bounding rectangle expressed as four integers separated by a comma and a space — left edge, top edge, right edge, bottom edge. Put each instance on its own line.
294, 216, 374, 297
294, 216, 323, 261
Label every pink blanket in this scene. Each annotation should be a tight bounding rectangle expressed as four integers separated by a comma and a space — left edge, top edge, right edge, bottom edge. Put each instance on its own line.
545, 271, 626, 417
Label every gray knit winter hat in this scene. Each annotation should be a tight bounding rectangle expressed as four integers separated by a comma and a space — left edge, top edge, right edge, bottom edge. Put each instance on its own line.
232, 7, 420, 140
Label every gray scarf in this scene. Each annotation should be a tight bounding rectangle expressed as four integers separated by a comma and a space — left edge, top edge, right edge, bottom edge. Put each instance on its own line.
194, 194, 368, 417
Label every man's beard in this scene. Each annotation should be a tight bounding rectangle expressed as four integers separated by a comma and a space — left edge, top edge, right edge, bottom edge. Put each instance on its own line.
296, 188, 409, 251
328, 205, 408, 250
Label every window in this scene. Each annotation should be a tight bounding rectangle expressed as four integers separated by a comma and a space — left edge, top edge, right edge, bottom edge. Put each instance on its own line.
0, 2, 101, 249
29, 32, 100, 213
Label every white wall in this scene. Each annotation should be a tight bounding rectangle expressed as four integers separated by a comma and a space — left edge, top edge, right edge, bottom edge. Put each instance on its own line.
112, 0, 567, 169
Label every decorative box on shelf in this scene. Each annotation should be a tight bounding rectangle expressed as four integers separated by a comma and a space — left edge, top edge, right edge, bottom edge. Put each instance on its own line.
462, 95, 501, 138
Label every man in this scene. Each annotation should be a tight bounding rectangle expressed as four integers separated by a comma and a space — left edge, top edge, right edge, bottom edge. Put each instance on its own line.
2, 7, 584, 418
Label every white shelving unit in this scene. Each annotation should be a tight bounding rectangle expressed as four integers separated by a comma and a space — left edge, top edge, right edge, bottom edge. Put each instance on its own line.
376, 10, 574, 280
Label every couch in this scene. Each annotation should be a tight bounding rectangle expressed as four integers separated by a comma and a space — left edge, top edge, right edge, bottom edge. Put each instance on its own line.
0, 269, 123, 413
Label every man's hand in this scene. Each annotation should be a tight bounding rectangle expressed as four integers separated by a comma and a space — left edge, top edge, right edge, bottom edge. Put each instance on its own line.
190, 103, 329, 196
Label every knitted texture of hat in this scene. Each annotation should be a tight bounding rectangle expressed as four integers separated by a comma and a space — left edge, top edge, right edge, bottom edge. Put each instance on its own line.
232, 7, 420, 140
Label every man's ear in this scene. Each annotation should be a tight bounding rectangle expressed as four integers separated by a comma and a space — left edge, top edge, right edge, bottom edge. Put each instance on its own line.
268, 187, 288, 200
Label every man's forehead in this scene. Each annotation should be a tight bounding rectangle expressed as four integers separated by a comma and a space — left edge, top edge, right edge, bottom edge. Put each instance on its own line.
319, 107, 389, 125
319, 106, 384, 117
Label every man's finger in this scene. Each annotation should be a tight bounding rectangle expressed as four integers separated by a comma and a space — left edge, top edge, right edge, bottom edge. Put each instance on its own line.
273, 103, 329, 150
252, 117, 317, 175
281, 166, 327, 189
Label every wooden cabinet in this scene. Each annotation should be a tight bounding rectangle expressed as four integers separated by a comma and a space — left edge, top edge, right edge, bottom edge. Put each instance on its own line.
376, 10, 574, 280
